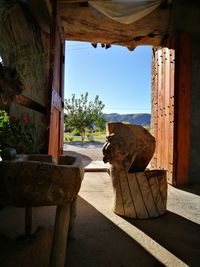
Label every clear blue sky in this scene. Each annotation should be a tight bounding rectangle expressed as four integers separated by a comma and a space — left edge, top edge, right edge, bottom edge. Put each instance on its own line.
64, 41, 152, 114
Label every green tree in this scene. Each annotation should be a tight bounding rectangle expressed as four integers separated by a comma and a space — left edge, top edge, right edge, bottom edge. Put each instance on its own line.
64, 92, 106, 141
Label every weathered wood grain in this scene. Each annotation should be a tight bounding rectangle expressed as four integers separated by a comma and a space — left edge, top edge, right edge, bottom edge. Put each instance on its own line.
111, 169, 167, 218
59, 4, 171, 47
50, 204, 70, 267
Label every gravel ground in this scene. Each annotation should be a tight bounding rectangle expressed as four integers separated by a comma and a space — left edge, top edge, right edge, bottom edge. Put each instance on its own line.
63, 142, 104, 162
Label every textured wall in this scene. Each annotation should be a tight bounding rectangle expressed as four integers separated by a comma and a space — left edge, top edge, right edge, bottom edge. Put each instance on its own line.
0, 3, 49, 105
0, 1, 50, 153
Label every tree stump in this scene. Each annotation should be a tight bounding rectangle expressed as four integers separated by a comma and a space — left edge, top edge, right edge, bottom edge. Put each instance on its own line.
111, 168, 167, 218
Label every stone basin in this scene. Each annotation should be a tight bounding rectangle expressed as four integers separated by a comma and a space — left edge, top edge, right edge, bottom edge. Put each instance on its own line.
0, 154, 84, 207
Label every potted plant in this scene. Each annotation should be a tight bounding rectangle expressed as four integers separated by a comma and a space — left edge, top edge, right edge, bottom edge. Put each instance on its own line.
0, 110, 41, 160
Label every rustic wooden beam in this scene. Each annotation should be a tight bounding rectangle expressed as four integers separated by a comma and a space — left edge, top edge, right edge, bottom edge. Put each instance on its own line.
58, 5, 171, 47
15, 95, 47, 114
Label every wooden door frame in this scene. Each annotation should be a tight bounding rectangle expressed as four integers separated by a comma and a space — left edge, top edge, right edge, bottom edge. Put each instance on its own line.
47, 0, 64, 159
174, 32, 192, 185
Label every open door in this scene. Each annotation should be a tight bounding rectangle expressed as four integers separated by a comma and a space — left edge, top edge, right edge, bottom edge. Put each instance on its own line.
151, 47, 175, 184
151, 33, 191, 185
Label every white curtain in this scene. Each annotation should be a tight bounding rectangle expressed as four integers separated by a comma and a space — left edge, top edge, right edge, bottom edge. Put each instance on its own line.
89, 0, 162, 24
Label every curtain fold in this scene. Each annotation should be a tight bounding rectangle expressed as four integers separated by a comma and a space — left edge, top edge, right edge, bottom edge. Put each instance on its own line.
89, 0, 161, 24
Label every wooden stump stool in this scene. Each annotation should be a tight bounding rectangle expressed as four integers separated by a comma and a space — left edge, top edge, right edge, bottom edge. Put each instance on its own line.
111, 169, 167, 219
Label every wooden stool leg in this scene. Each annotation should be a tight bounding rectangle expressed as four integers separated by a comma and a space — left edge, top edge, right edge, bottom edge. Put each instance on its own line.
25, 207, 32, 235
69, 199, 77, 234
50, 203, 70, 267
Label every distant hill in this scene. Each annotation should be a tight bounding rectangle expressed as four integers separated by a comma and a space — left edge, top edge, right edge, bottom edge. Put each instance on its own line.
103, 113, 151, 127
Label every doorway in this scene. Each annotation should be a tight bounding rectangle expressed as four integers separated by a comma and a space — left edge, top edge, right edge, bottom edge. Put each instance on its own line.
63, 41, 152, 169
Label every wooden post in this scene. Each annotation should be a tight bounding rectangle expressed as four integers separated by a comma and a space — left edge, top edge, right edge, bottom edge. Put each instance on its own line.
68, 199, 77, 238
25, 207, 32, 235
50, 203, 70, 267
174, 32, 191, 185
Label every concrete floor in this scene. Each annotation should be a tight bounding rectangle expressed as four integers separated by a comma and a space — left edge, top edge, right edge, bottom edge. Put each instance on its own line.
0, 172, 200, 267
66, 172, 200, 267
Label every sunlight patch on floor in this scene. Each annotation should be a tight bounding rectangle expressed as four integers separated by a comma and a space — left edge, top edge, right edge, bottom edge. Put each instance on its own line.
79, 172, 190, 267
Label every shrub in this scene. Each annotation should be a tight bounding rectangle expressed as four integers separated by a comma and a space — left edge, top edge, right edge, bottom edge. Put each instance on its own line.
71, 129, 80, 136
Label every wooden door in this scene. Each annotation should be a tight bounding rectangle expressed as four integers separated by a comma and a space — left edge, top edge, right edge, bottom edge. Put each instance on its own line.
151, 33, 191, 185
151, 47, 175, 184
48, 6, 64, 160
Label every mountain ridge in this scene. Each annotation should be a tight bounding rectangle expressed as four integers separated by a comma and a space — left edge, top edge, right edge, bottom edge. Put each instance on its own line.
103, 113, 151, 127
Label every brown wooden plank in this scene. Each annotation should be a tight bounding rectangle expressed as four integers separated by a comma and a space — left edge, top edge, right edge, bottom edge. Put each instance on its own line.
48, 107, 60, 159
157, 49, 163, 169
163, 48, 169, 179
53, 28, 62, 94
47, 0, 57, 154
59, 42, 65, 155
174, 32, 191, 185
151, 49, 158, 168
151, 47, 175, 184
163, 49, 168, 176
48, 1, 65, 160
160, 49, 165, 170
168, 49, 175, 182
15, 95, 46, 114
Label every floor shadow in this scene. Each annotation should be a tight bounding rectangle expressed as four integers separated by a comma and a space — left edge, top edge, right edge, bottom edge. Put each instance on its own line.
123, 210, 200, 267
175, 184, 200, 196
66, 196, 164, 267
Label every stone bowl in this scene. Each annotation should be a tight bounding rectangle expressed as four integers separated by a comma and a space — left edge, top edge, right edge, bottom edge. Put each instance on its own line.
0, 155, 84, 207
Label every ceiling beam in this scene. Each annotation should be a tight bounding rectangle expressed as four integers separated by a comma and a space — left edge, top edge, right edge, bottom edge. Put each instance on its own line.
58, 4, 171, 47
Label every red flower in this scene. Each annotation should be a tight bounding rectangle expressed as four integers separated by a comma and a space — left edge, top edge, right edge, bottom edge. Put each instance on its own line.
23, 116, 29, 124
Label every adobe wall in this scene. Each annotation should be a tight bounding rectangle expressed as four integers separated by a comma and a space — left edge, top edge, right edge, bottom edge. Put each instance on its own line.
0, 2, 51, 153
